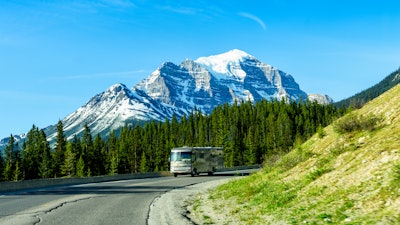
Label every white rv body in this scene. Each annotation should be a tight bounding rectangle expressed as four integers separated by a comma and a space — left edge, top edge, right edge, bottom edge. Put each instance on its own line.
169, 147, 224, 177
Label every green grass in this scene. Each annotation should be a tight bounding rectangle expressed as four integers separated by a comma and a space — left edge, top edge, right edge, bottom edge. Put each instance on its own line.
190, 85, 400, 224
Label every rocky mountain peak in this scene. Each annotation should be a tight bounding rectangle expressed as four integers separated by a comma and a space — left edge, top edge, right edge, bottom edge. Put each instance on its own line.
308, 94, 334, 104
194, 49, 255, 81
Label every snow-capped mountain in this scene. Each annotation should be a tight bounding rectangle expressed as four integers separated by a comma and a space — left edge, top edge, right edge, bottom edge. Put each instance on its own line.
1, 49, 333, 143
44, 83, 187, 141
135, 49, 311, 115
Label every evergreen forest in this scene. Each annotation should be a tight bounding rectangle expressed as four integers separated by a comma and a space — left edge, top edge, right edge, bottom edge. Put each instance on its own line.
0, 99, 346, 181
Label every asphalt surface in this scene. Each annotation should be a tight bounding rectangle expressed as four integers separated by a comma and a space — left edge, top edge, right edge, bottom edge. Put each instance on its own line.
0, 170, 254, 225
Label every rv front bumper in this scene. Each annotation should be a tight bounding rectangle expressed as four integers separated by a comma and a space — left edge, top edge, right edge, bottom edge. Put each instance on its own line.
170, 166, 192, 174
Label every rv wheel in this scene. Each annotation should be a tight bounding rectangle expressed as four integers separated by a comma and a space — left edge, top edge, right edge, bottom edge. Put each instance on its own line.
191, 168, 197, 177
174, 173, 177, 177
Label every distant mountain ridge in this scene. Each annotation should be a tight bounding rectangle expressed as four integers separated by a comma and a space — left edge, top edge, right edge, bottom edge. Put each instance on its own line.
335, 67, 400, 108
0, 134, 26, 147
1, 49, 332, 146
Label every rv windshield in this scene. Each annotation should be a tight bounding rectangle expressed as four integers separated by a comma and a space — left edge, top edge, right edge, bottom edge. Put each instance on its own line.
170, 151, 192, 162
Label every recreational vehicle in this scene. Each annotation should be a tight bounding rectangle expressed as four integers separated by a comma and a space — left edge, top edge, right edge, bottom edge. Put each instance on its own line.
169, 146, 224, 177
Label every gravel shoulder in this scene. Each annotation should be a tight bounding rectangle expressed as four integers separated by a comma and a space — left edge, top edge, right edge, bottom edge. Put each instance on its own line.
148, 177, 239, 225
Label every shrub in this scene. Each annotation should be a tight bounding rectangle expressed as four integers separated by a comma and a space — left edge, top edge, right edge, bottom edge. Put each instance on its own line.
333, 113, 383, 134
317, 124, 327, 138
274, 147, 312, 171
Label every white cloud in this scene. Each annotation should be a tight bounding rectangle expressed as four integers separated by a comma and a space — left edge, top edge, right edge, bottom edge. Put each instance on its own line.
238, 12, 266, 31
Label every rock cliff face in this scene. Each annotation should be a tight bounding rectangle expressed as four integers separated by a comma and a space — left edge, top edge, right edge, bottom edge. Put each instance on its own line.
135, 49, 311, 115
307, 94, 334, 105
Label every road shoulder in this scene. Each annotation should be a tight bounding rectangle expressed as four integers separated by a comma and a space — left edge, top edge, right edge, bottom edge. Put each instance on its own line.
148, 177, 238, 225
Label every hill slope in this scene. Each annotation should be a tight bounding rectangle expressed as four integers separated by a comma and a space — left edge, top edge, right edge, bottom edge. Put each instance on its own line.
335, 68, 400, 108
189, 84, 400, 224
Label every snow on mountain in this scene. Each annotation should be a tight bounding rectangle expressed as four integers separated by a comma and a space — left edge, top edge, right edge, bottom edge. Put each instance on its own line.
195, 49, 254, 81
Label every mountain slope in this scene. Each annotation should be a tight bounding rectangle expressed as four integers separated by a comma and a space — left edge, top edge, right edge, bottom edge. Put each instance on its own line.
44, 83, 185, 141
335, 67, 400, 108
190, 84, 400, 224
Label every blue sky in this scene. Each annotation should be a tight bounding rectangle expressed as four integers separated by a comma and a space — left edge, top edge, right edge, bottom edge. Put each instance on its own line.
1, 0, 399, 138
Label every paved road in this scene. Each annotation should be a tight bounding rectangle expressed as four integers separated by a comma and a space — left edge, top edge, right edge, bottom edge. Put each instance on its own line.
0, 171, 253, 225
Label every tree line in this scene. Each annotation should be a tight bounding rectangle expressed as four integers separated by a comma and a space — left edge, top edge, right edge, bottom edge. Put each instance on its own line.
0, 99, 346, 181
335, 67, 400, 109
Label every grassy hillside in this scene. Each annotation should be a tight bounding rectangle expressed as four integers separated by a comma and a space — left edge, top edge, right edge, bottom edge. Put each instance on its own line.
189, 84, 400, 224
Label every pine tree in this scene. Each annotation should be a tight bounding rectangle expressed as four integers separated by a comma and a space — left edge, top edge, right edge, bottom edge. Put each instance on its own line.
118, 127, 131, 174
244, 126, 258, 165
215, 105, 229, 147
76, 156, 85, 177
62, 142, 76, 177
3, 134, 15, 180
109, 154, 118, 175
140, 151, 149, 173
0, 149, 4, 181
93, 134, 105, 175
71, 135, 82, 162
106, 130, 119, 174
276, 110, 293, 151
13, 160, 21, 181
81, 124, 93, 176
39, 130, 53, 178
170, 115, 179, 147
196, 112, 207, 146
54, 120, 66, 177
153, 121, 166, 171
22, 126, 40, 179
131, 125, 143, 173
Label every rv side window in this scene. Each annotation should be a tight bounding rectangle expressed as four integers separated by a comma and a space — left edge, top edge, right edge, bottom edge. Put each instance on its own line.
199, 153, 205, 158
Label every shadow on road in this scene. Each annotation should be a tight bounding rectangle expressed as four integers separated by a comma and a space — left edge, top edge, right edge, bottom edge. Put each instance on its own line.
2, 169, 258, 196
3, 171, 251, 195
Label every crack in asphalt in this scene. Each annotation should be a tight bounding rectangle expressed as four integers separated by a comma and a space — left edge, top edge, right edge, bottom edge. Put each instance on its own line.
32, 196, 100, 225
0, 195, 101, 225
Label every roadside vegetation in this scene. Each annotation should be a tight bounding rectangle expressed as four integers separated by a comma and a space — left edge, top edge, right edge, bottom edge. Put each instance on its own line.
189, 84, 400, 224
